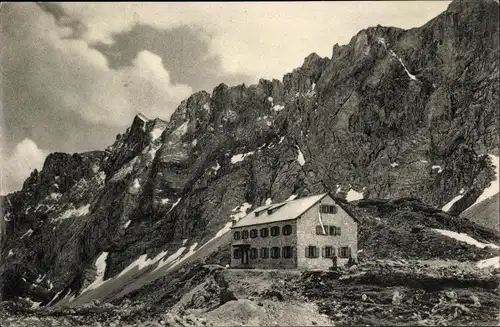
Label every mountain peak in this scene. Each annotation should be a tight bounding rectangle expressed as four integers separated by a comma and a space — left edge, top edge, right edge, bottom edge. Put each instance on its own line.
447, 0, 499, 13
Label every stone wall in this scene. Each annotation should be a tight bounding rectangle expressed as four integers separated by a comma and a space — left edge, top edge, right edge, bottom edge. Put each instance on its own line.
230, 220, 297, 269
296, 196, 358, 269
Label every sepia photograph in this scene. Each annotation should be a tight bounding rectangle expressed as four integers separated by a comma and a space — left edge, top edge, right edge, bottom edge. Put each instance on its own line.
0, 1, 499, 326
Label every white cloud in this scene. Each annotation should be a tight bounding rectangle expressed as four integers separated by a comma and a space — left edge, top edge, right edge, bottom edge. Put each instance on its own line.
2, 3, 192, 127
1, 139, 48, 194
57, 2, 450, 80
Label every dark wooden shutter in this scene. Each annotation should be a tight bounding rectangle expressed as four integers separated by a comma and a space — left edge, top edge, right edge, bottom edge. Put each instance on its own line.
321, 247, 325, 258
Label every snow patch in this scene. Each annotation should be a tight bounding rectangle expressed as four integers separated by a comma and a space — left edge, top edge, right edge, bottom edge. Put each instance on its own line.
36, 274, 45, 283
296, 146, 306, 166
137, 113, 149, 122
4, 212, 11, 222
389, 49, 418, 81
155, 247, 186, 271
265, 198, 272, 205
346, 189, 364, 202
20, 229, 33, 239
170, 243, 199, 269
172, 121, 189, 137
160, 198, 170, 205
431, 165, 443, 173
91, 164, 100, 174
19, 297, 41, 309
8, 249, 14, 257
390, 162, 399, 168
212, 161, 221, 172
123, 220, 131, 229
477, 256, 499, 269
182, 239, 188, 245
279, 136, 285, 144
272, 104, 285, 112
81, 252, 109, 293
119, 250, 168, 277
267, 96, 273, 103
468, 154, 499, 210
47, 290, 63, 306
129, 178, 141, 194
59, 204, 91, 220
49, 193, 62, 201
191, 139, 197, 147
203, 103, 210, 111
432, 229, 499, 249
167, 197, 182, 213
287, 194, 298, 201
150, 126, 165, 141
231, 151, 255, 164
420, 160, 429, 164
442, 191, 464, 212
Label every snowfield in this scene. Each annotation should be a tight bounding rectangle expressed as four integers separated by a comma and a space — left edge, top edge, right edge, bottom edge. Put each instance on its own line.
477, 256, 500, 269
468, 154, 499, 210
81, 252, 109, 294
432, 229, 499, 249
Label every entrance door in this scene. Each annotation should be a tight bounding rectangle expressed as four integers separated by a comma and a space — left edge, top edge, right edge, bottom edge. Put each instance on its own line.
241, 248, 249, 265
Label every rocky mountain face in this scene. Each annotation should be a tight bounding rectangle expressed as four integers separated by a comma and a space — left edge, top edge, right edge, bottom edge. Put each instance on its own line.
0, 0, 499, 310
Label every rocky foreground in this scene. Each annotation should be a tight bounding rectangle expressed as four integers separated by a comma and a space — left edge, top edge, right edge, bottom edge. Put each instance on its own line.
1, 256, 499, 327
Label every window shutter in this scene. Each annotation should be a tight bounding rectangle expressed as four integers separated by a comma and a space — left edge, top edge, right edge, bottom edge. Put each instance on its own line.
305, 247, 309, 258
333, 205, 338, 214
332, 247, 336, 256
337, 227, 342, 236
321, 247, 325, 258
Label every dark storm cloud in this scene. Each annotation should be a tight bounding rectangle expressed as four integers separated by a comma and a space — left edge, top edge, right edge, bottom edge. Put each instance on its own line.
91, 24, 253, 92
36, 2, 87, 40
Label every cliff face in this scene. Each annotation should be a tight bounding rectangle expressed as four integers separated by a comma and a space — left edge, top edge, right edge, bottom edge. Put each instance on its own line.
1, 0, 498, 306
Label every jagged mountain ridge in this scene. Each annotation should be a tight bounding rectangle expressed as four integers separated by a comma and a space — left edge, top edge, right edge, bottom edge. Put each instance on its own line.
0, 0, 499, 307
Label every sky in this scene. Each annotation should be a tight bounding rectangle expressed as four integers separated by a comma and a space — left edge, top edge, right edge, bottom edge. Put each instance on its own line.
0, 1, 451, 194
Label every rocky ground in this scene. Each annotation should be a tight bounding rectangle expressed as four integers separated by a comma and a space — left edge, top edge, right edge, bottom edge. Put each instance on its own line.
1, 256, 498, 326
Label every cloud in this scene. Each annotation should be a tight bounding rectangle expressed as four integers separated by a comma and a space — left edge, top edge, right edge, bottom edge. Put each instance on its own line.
1, 139, 48, 194
1, 3, 192, 127
56, 2, 451, 80
91, 24, 253, 92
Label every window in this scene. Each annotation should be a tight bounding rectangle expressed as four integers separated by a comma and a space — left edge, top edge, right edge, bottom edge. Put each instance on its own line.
316, 225, 327, 235
330, 226, 341, 236
250, 248, 258, 259
242, 230, 249, 239
323, 246, 334, 258
283, 246, 293, 258
233, 248, 242, 259
282, 225, 293, 235
305, 246, 318, 258
260, 248, 269, 259
233, 231, 241, 240
339, 247, 350, 258
250, 229, 258, 238
320, 204, 337, 214
260, 228, 269, 237
270, 226, 280, 236
271, 247, 281, 258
